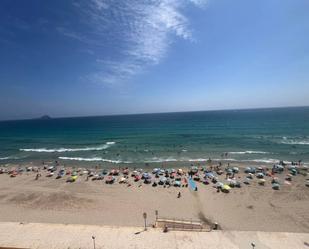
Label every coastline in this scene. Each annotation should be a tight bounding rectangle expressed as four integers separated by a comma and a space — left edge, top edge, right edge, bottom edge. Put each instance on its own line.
1, 158, 308, 170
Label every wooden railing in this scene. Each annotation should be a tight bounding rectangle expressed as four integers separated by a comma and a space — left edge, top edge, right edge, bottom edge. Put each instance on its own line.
154, 217, 211, 232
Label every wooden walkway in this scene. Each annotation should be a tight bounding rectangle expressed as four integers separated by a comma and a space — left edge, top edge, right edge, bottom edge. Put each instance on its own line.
155, 217, 212, 231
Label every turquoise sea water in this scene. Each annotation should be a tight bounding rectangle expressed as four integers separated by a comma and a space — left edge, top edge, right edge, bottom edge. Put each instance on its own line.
0, 107, 309, 166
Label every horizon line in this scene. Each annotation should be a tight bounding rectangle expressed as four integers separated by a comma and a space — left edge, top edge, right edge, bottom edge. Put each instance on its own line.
1, 105, 309, 122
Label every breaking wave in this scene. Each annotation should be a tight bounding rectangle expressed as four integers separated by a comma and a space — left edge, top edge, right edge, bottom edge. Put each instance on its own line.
279, 137, 309, 145
58, 156, 131, 164
229, 151, 269, 154
58, 155, 306, 166
0, 156, 20, 160
246, 158, 281, 164
20, 142, 116, 153
280, 140, 309, 145
145, 157, 178, 163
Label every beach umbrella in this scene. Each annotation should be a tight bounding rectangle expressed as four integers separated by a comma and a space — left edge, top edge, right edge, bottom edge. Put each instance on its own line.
226, 168, 233, 173
257, 166, 263, 172
144, 178, 152, 184
222, 184, 231, 192
289, 168, 297, 175
285, 174, 292, 181
272, 183, 280, 190
228, 179, 237, 187
134, 175, 141, 182
244, 167, 251, 173
273, 165, 284, 173
10, 171, 18, 177
46, 172, 54, 177
235, 181, 241, 188
271, 177, 280, 184
245, 167, 256, 174
106, 176, 115, 184
256, 173, 264, 179
131, 170, 138, 177
247, 173, 253, 179
142, 172, 150, 179
215, 182, 224, 189
159, 177, 167, 183
174, 180, 181, 187
165, 169, 171, 174
243, 178, 251, 185
211, 176, 218, 183
205, 172, 214, 178
69, 175, 77, 182
119, 177, 126, 183
232, 167, 239, 173
123, 169, 129, 175
288, 165, 297, 170
216, 169, 224, 175
152, 168, 160, 174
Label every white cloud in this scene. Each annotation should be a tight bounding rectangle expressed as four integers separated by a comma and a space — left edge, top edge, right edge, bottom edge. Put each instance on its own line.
188, 0, 207, 8
91, 0, 109, 10
65, 0, 206, 86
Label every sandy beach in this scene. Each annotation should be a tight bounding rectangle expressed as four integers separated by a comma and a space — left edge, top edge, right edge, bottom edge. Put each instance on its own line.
0, 163, 308, 233
0, 222, 308, 249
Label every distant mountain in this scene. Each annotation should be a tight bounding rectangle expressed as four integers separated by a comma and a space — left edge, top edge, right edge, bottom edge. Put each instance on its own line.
39, 115, 52, 120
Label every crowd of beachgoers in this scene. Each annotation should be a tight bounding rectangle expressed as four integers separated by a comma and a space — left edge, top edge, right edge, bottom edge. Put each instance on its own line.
1, 160, 309, 192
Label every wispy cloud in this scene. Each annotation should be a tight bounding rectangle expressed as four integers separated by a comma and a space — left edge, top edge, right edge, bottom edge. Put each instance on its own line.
61, 0, 206, 86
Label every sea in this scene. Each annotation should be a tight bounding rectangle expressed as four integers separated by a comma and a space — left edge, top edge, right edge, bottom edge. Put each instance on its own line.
0, 107, 309, 168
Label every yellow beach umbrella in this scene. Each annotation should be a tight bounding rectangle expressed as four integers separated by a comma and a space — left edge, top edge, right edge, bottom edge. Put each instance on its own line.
223, 184, 231, 191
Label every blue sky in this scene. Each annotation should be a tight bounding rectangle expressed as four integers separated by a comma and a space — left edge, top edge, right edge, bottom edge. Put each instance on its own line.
0, 0, 308, 120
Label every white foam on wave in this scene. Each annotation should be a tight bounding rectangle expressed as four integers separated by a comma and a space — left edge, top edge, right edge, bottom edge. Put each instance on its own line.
58, 156, 307, 165
280, 140, 309, 145
20, 142, 116, 153
144, 157, 237, 163
0, 156, 20, 160
247, 158, 280, 164
277, 136, 309, 145
188, 158, 209, 162
145, 157, 178, 163
58, 156, 131, 164
229, 151, 269, 154
237, 158, 293, 164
